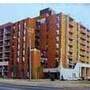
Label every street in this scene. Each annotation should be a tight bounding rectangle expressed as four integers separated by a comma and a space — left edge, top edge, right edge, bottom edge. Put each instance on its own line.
0, 83, 90, 90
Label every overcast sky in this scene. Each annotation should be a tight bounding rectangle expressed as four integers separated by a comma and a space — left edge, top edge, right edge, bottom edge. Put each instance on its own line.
0, 4, 90, 28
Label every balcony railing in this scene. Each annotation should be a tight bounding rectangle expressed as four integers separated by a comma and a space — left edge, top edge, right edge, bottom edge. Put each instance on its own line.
80, 29, 86, 35
0, 43, 3, 46
4, 42, 10, 46
68, 48, 73, 53
80, 45, 86, 51
80, 35, 86, 41
69, 22, 74, 27
0, 37, 3, 40
80, 41, 86, 46
68, 40, 73, 46
80, 51, 86, 56
5, 36, 10, 40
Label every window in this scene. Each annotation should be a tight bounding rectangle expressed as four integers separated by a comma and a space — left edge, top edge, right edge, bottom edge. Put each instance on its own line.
56, 30, 59, 35
69, 17, 73, 22
23, 36, 25, 42
23, 50, 25, 56
18, 44, 20, 50
68, 51, 72, 55
68, 44, 73, 48
56, 50, 59, 55
56, 43, 59, 48
17, 57, 19, 62
57, 16, 60, 22
23, 43, 25, 49
81, 61, 85, 63
40, 18, 46, 24
18, 38, 20, 43
24, 22, 26, 27
56, 23, 60, 29
56, 36, 59, 42
87, 46, 89, 48
17, 51, 20, 56
69, 37, 73, 41
18, 31, 20, 37
24, 29, 26, 35
19, 24, 21, 30
23, 57, 25, 62
13, 26, 15, 29
69, 31, 73, 35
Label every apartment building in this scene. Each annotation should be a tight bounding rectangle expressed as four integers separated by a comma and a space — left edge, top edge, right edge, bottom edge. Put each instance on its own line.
38, 8, 59, 68
39, 8, 90, 80
77, 24, 90, 79
0, 23, 12, 77
0, 18, 42, 79
8, 18, 42, 79
0, 8, 90, 80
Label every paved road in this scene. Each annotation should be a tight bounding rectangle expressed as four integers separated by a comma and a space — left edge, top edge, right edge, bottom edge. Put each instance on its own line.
0, 83, 90, 90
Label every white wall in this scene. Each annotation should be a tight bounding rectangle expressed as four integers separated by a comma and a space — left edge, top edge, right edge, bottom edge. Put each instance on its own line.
59, 63, 90, 80
59, 63, 82, 80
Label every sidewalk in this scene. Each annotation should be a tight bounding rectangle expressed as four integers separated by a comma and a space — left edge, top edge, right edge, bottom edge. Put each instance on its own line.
0, 79, 90, 88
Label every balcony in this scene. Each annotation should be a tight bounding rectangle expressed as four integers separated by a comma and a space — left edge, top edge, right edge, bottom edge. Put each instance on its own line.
0, 54, 2, 59
56, 43, 59, 49
87, 45, 90, 48
68, 36, 73, 41
5, 27, 11, 35
87, 34, 90, 38
69, 22, 74, 28
80, 51, 86, 57
80, 55, 86, 60
5, 31, 11, 35
4, 46, 10, 51
86, 48, 90, 53
0, 42, 3, 46
80, 40, 86, 46
0, 30, 3, 35
68, 48, 73, 53
80, 44, 86, 50
35, 33, 40, 38
87, 40, 90, 43
4, 56, 10, 59
87, 54, 90, 58
0, 36, 3, 41
68, 40, 73, 46
0, 47, 2, 52
56, 30, 59, 35
68, 44, 73, 48
69, 17, 74, 27
0, 61, 8, 66
68, 54, 73, 59
0, 34, 3, 36
4, 42, 10, 46
80, 28, 86, 35
80, 36, 86, 41
68, 30, 73, 35
56, 36, 59, 42
5, 36, 10, 40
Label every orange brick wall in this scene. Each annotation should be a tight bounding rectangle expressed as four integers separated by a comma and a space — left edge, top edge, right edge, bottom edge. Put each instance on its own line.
31, 49, 42, 79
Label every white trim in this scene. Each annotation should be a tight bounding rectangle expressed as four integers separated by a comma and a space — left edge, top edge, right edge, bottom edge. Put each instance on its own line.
31, 48, 40, 52
43, 68, 58, 73
0, 61, 8, 66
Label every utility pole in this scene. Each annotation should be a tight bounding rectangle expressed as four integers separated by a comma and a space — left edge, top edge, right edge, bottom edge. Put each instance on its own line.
29, 38, 32, 80
27, 26, 34, 80
28, 27, 34, 80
